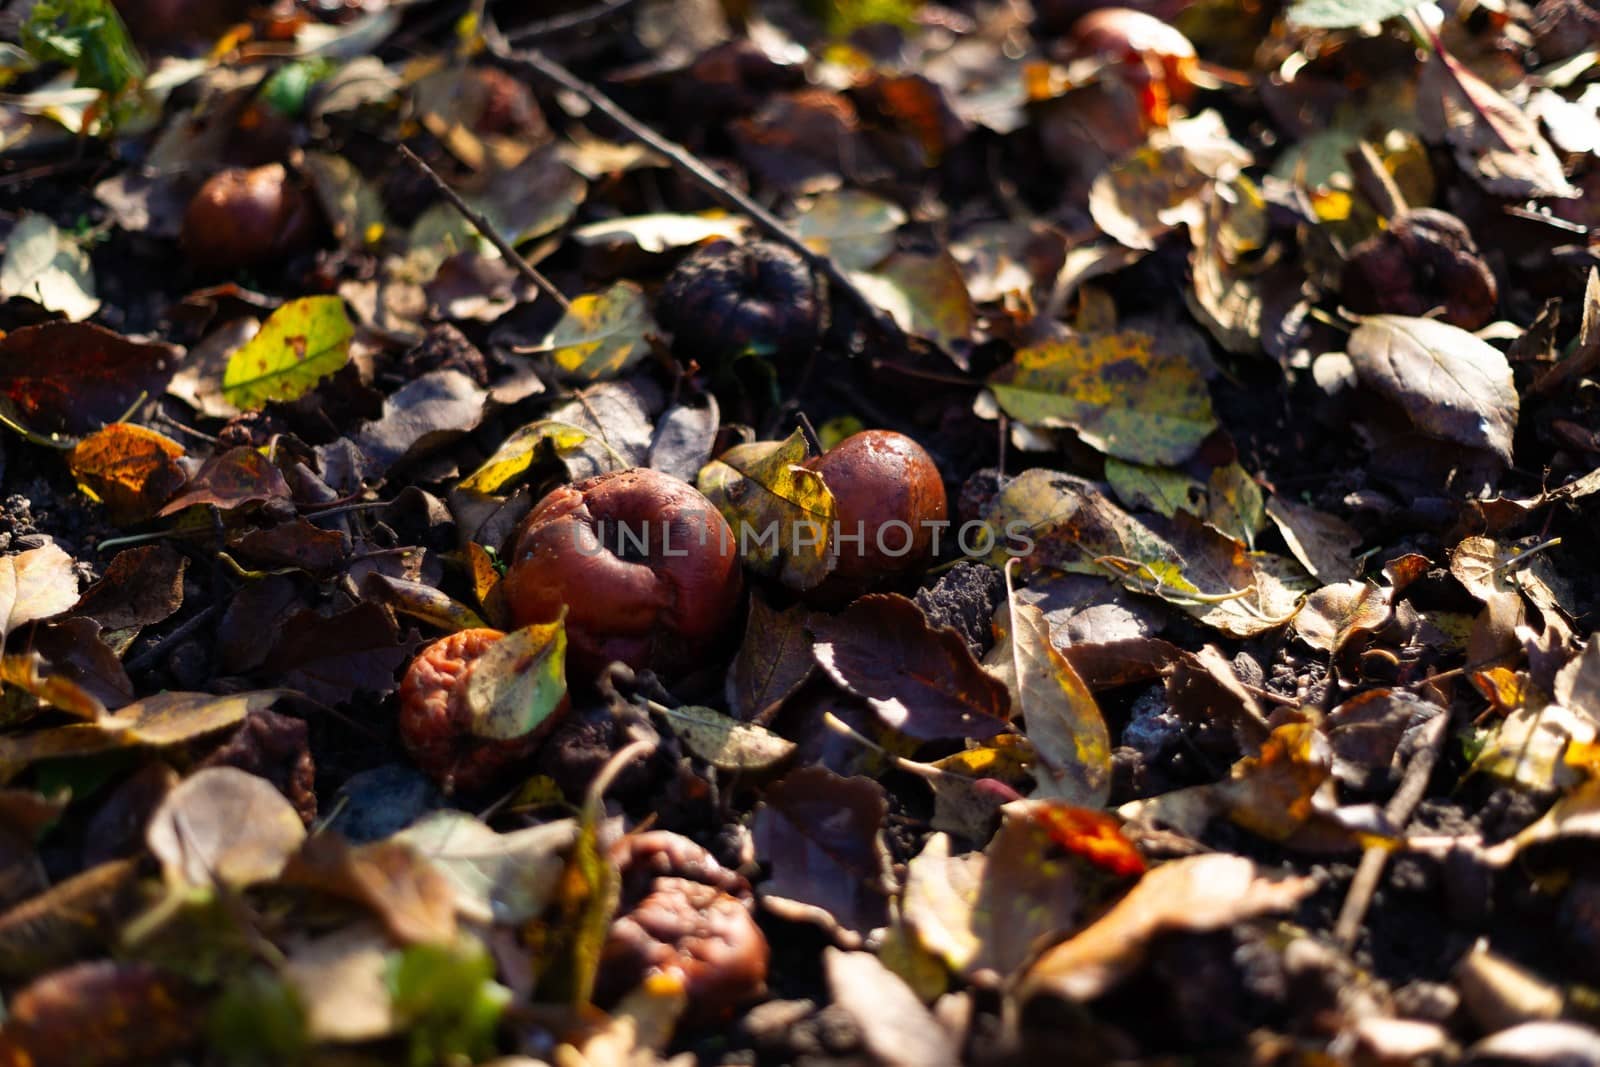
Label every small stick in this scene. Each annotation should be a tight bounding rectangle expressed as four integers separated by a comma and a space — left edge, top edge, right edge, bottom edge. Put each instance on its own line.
395, 144, 571, 311
1344, 141, 1408, 221
125, 603, 220, 672
503, 0, 638, 43
483, 34, 905, 347
1333, 709, 1450, 949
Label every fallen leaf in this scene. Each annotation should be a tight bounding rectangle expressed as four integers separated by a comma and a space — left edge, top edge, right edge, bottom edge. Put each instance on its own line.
813, 594, 1012, 742
697, 431, 837, 592
986, 582, 1111, 805
988, 332, 1218, 465
0, 544, 79, 643
222, 295, 355, 411
0, 213, 98, 321
825, 948, 960, 1067
1418, 49, 1578, 200
0, 321, 179, 440
396, 811, 576, 925
1347, 315, 1519, 464
653, 702, 796, 772
753, 765, 893, 944
725, 596, 817, 723
527, 282, 654, 383
146, 767, 306, 889
67, 423, 186, 522
790, 189, 905, 270
1021, 854, 1315, 1001
0, 960, 199, 1067
462, 622, 568, 741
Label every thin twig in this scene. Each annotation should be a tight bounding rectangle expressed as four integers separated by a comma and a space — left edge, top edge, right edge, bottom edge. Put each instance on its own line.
1333, 710, 1450, 949
482, 32, 906, 348
395, 144, 571, 311
125, 603, 220, 672
502, 0, 639, 43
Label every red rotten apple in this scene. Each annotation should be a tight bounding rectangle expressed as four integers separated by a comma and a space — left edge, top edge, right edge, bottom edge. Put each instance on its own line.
500, 468, 744, 681
181, 164, 321, 271
804, 429, 948, 587
398, 627, 565, 793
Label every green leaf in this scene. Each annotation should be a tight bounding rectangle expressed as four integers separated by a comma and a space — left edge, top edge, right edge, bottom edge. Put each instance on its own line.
222, 296, 354, 411
389, 938, 510, 1067
1287, 0, 1417, 27
462, 622, 568, 740
21, 0, 144, 98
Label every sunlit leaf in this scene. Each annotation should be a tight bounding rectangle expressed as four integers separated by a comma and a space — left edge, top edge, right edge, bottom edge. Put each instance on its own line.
988, 332, 1218, 466
222, 296, 354, 411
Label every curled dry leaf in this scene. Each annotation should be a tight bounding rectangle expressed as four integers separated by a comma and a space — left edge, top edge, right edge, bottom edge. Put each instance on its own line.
1021, 853, 1316, 1002
813, 594, 1012, 742
0, 543, 79, 643
1293, 580, 1393, 654
985, 584, 1111, 805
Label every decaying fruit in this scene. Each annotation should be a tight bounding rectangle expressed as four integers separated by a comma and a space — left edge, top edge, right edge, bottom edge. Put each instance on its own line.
398, 628, 562, 793
1340, 209, 1499, 330
805, 429, 949, 586
597, 831, 767, 1021
655, 240, 825, 365
501, 468, 744, 681
180, 164, 321, 271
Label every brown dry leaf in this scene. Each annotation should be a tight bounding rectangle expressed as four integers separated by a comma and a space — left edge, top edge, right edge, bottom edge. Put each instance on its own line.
0, 858, 141, 980
752, 765, 893, 944
0, 322, 180, 441
0, 544, 79, 643
851, 250, 977, 367
158, 447, 292, 516
280, 835, 456, 945
69, 545, 186, 632
1417, 49, 1578, 200
1294, 581, 1393, 654
1266, 496, 1362, 584
1347, 315, 1519, 464
146, 767, 306, 890
0, 960, 200, 1066
825, 948, 960, 1067
726, 596, 818, 723
0, 690, 290, 783
67, 424, 187, 523
813, 594, 1012, 742
1021, 854, 1316, 1001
